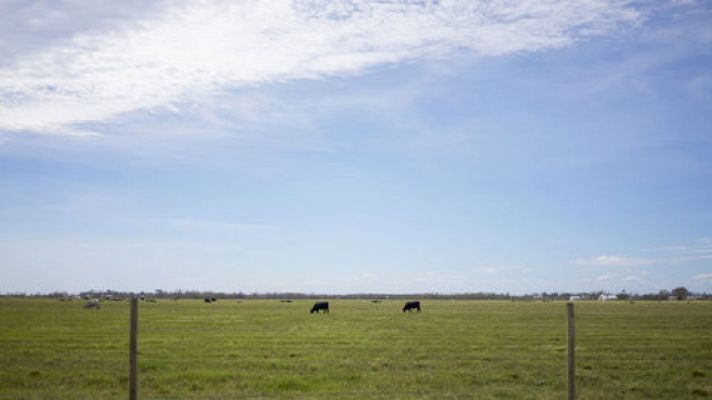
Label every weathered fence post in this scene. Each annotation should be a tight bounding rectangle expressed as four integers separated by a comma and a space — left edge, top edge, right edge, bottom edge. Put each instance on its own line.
129, 298, 138, 400
567, 302, 575, 400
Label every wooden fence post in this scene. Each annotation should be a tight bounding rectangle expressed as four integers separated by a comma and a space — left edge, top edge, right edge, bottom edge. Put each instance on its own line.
129, 298, 138, 400
567, 302, 575, 400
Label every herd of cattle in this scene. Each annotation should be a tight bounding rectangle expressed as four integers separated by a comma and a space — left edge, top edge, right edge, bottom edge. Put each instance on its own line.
308, 301, 421, 313
80, 298, 422, 313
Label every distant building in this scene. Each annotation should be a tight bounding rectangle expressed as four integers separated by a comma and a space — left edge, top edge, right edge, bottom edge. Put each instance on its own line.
569, 296, 581, 301
598, 294, 617, 301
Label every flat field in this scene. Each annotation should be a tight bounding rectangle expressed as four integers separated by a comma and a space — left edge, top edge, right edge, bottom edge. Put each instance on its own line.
1, 298, 711, 399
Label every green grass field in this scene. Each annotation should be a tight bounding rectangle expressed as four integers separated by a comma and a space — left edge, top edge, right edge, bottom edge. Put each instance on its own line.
1, 298, 711, 399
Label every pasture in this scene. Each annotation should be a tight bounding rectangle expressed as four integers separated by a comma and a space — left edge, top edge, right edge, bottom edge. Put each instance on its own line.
1, 299, 711, 399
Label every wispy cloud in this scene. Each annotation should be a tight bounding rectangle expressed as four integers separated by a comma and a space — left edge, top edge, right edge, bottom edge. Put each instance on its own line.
595, 273, 614, 282
639, 239, 712, 263
693, 274, 712, 281
0, 0, 639, 133
576, 255, 651, 267
578, 238, 712, 268
167, 218, 268, 233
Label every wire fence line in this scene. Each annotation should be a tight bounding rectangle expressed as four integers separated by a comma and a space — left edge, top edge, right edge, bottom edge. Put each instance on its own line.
2, 298, 711, 399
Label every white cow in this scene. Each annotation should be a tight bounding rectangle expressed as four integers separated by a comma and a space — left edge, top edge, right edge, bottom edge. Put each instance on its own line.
83, 298, 101, 310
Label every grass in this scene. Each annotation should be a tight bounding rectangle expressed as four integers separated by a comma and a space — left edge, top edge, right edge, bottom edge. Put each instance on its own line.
1, 298, 711, 399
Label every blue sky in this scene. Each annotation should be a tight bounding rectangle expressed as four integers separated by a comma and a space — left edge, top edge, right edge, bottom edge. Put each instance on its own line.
1, 0, 711, 294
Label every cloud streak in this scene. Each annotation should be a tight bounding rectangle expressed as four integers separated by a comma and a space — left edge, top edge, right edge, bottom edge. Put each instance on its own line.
576, 255, 651, 267
693, 274, 712, 281
0, 0, 638, 133
578, 238, 712, 268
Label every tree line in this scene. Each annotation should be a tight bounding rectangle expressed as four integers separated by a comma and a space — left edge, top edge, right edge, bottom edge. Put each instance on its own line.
1, 287, 708, 301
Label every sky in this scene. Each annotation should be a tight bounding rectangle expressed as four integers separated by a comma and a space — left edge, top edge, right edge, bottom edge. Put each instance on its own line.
1, 0, 711, 295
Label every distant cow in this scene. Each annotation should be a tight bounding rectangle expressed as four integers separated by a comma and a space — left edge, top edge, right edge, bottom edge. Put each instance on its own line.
310, 302, 329, 314
204, 298, 212, 303
402, 301, 421, 312
83, 299, 101, 310
211, 298, 217, 302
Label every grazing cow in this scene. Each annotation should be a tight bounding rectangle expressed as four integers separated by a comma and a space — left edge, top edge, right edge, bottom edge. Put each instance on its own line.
204, 298, 212, 303
83, 299, 101, 310
310, 302, 329, 314
402, 301, 421, 312
211, 298, 217, 302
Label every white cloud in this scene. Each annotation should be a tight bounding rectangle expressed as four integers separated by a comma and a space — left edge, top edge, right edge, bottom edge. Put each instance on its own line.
595, 273, 614, 282
0, 0, 639, 133
576, 255, 651, 266
361, 272, 377, 280
693, 274, 712, 281
637, 239, 712, 264
579, 240, 712, 276
167, 218, 267, 232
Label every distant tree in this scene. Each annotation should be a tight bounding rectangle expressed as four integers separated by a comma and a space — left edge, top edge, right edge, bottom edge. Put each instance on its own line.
616, 290, 630, 300
671, 287, 689, 301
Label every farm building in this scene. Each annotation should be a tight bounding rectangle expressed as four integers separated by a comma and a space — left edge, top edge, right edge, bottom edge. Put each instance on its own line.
569, 295, 581, 301
598, 294, 618, 301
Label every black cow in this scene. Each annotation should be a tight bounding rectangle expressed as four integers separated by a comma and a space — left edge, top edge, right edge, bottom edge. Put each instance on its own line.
310, 302, 329, 314
402, 301, 421, 312
211, 297, 217, 302
204, 298, 212, 303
